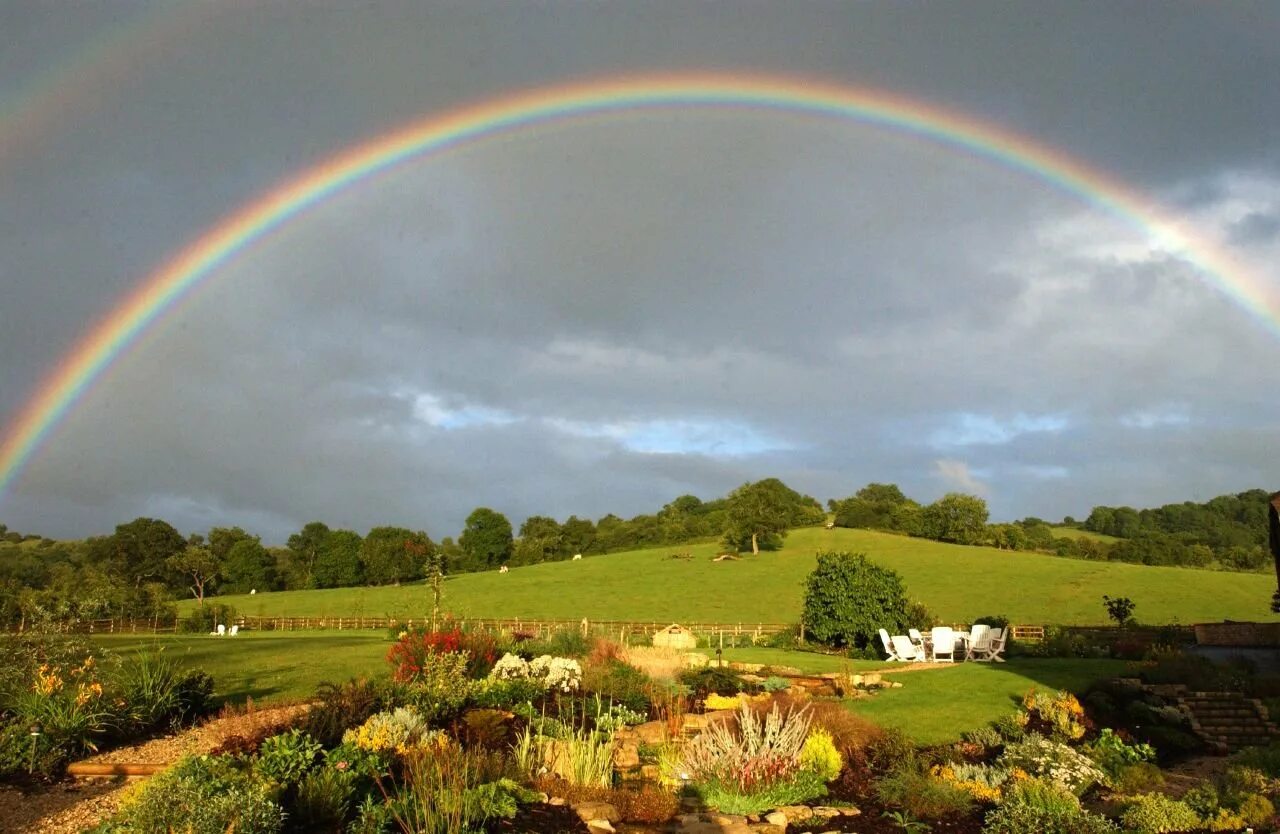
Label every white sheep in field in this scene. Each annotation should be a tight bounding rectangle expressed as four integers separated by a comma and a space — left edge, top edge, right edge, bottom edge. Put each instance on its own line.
572, 553, 582, 561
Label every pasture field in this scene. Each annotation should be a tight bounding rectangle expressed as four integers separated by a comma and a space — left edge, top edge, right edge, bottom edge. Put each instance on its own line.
1050, 526, 1121, 543
187, 527, 1279, 625
90, 633, 1127, 745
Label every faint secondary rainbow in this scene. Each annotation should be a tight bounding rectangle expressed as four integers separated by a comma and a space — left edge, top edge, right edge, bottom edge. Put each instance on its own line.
0, 72, 1273, 501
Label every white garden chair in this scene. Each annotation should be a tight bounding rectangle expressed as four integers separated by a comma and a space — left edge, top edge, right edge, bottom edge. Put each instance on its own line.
964, 624, 991, 661
985, 628, 1007, 662
228, 625, 239, 636
930, 626, 957, 662
908, 628, 926, 654
215, 624, 226, 637
879, 628, 901, 661
891, 634, 923, 662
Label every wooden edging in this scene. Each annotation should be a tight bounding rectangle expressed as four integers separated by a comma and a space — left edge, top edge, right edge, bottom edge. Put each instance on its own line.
66, 762, 168, 778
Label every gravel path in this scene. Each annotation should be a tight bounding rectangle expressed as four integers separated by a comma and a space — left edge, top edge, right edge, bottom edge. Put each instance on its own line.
0, 703, 309, 834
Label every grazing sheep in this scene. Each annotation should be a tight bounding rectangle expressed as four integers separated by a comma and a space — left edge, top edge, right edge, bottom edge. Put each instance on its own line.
572, 553, 582, 561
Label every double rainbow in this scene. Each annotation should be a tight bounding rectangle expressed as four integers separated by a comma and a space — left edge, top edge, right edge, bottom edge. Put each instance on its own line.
0, 72, 1271, 501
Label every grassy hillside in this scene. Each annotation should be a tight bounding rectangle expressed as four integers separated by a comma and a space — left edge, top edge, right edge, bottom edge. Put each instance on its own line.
188, 527, 1279, 626
1050, 527, 1120, 543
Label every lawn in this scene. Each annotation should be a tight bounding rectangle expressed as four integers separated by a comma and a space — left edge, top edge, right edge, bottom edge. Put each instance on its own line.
91, 632, 391, 704
187, 527, 1279, 625
1050, 527, 1120, 543
90, 633, 1127, 746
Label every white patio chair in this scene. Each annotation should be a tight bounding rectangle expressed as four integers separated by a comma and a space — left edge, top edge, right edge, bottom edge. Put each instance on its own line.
930, 626, 956, 662
965, 624, 991, 661
215, 624, 226, 636
879, 628, 901, 661
891, 634, 923, 662
228, 625, 239, 636
985, 628, 1007, 662
908, 628, 926, 653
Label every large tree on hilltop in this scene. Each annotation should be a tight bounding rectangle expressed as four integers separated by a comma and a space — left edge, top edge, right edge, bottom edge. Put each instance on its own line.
459, 508, 513, 568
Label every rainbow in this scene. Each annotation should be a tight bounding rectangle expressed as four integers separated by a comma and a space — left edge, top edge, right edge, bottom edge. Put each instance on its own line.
0, 72, 1273, 502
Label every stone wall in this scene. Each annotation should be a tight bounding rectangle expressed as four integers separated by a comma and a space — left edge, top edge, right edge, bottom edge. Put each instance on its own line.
1194, 621, 1280, 647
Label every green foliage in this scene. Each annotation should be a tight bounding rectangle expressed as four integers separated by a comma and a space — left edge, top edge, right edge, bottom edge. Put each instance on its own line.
515, 628, 591, 659
222, 537, 276, 594
300, 678, 390, 747
919, 493, 989, 545
1102, 595, 1136, 627
361, 527, 433, 586
111, 754, 285, 834
165, 545, 220, 606
695, 769, 827, 815
178, 602, 237, 634
799, 728, 843, 781
1111, 762, 1164, 794
762, 675, 790, 693
468, 677, 547, 711
383, 745, 526, 834
1230, 742, 1280, 777
459, 508, 514, 570
580, 658, 651, 714
875, 767, 975, 819
831, 483, 918, 532
256, 728, 321, 786
293, 764, 358, 833
997, 735, 1106, 796
678, 665, 747, 698
1083, 728, 1155, 779
1119, 793, 1201, 834
802, 551, 911, 650
313, 529, 364, 589
109, 517, 188, 588
981, 801, 1119, 834
112, 649, 187, 734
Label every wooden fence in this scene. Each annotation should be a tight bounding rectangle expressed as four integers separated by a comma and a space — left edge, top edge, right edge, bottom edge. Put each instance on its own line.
15, 615, 1067, 643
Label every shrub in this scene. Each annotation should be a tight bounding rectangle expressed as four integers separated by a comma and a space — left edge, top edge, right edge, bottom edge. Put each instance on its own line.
678, 666, 747, 699
580, 658, 652, 715
1102, 595, 1136, 628
875, 767, 975, 818
9, 654, 112, 768
1021, 688, 1087, 743
612, 785, 679, 823
378, 743, 530, 834
1235, 792, 1275, 827
697, 769, 827, 815
110, 754, 285, 834
1112, 762, 1165, 794
1084, 728, 1156, 778
1119, 793, 1200, 833
982, 802, 1119, 834
515, 628, 590, 659
997, 735, 1107, 796
866, 727, 919, 775
293, 765, 358, 832
801, 551, 912, 650
255, 728, 321, 786
932, 762, 1016, 803
762, 675, 791, 693
680, 701, 814, 808
468, 677, 546, 711
1231, 743, 1280, 778
962, 726, 1004, 752
800, 728, 843, 781
299, 678, 388, 747
178, 604, 238, 635
387, 629, 497, 682
111, 650, 186, 735
400, 651, 473, 722
343, 708, 445, 757
530, 655, 583, 693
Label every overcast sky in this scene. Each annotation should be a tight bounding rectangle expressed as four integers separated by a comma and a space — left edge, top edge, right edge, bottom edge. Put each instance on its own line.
2, 2, 1278, 544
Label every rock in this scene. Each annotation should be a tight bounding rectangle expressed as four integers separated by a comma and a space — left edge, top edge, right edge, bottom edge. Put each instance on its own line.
750, 826, 785, 834
832, 805, 860, 816
573, 801, 620, 823
730, 662, 765, 672
549, 796, 566, 806
586, 821, 616, 833
613, 742, 640, 770
764, 810, 788, 827
682, 714, 709, 732
774, 805, 814, 824
769, 665, 803, 675
634, 720, 670, 745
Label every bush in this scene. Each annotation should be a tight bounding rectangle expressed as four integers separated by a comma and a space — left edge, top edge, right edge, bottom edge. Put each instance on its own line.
387, 628, 498, 681
1119, 793, 1200, 834
1112, 762, 1165, 794
1231, 742, 1280, 778
982, 802, 1119, 834
293, 765, 358, 832
299, 678, 389, 747
1235, 792, 1275, 827
1083, 728, 1156, 778
255, 728, 321, 786
515, 628, 591, 659
678, 666, 747, 699
801, 551, 913, 651
1021, 688, 1087, 743
697, 770, 827, 815
468, 677, 547, 711
997, 735, 1107, 796
875, 767, 975, 818
178, 604, 238, 635
762, 675, 790, 693
580, 658, 651, 715
110, 754, 285, 834
800, 728, 843, 782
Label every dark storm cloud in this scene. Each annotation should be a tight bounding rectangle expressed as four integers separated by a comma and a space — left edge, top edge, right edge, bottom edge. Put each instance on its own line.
1, 2, 1278, 541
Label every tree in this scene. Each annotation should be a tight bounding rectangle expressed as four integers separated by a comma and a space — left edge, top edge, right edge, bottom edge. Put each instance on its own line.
802, 551, 913, 650
361, 527, 433, 585
285, 522, 331, 590
208, 526, 254, 563
559, 516, 596, 558
166, 545, 219, 607
919, 493, 989, 545
459, 508, 513, 569
222, 539, 276, 594
110, 517, 187, 587
513, 516, 562, 565
723, 479, 798, 554
314, 529, 363, 588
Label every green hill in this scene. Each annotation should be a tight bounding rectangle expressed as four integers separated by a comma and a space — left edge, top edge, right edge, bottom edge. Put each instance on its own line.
1050, 527, 1120, 544
188, 527, 1278, 626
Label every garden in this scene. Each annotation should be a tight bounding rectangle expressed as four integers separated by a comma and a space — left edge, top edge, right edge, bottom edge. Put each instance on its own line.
1, 550, 1278, 833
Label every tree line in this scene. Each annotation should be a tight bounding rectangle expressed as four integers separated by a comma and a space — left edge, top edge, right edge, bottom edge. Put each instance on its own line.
1, 483, 1270, 625
827, 484, 1272, 572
